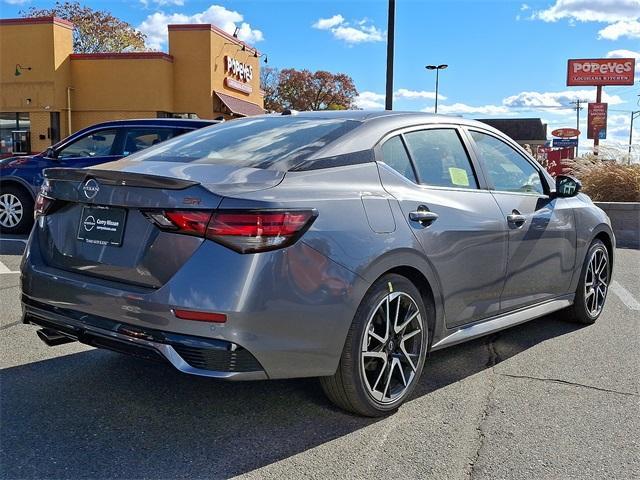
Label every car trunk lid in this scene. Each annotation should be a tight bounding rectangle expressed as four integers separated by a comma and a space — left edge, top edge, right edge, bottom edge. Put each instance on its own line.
37, 163, 283, 288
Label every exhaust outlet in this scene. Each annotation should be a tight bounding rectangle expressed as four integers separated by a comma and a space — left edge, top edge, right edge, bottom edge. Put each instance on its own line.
36, 328, 76, 347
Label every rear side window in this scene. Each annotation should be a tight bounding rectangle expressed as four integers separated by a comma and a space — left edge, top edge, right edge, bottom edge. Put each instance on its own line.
381, 136, 417, 182
129, 117, 362, 169
470, 131, 544, 194
121, 128, 184, 155
58, 129, 118, 159
403, 129, 478, 189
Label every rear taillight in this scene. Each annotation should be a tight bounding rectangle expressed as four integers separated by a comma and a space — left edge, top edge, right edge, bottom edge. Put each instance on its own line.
144, 209, 317, 253
34, 194, 53, 218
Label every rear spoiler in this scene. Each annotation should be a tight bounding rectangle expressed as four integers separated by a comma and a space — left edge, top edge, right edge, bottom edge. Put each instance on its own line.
43, 168, 200, 190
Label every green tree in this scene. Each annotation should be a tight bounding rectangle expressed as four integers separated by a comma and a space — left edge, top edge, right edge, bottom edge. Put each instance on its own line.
21, 1, 146, 53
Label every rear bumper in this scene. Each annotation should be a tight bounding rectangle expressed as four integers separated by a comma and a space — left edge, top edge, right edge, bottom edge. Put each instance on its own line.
22, 296, 267, 380
21, 224, 366, 379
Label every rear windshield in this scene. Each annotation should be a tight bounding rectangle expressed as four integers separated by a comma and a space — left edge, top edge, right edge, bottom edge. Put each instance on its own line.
127, 116, 362, 169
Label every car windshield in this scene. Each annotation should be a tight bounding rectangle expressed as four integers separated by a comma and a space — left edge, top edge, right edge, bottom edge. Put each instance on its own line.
127, 116, 362, 169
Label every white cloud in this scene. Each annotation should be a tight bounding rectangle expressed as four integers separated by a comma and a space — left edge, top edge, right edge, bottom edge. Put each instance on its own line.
394, 88, 446, 101
521, 3, 531, 11
3, 0, 31, 4
432, 103, 512, 116
355, 89, 449, 109
598, 20, 640, 40
138, 4, 264, 51
503, 89, 624, 109
534, 0, 640, 23
532, 0, 640, 40
312, 15, 345, 30
312, 14, 385, 44
354, 91, 385, 110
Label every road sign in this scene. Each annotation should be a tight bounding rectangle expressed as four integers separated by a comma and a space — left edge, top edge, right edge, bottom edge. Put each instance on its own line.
552, 138, 579, 148
551, 128, 580, 138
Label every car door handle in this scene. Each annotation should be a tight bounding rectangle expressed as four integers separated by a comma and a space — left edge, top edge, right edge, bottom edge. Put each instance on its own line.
409, 210, 439, 225
507, 211, 526, 226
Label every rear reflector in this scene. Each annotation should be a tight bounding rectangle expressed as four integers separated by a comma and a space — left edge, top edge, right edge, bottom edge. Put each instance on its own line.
173, 309, 227, 323
34, 194, 54, 218
144, 209, 317, 253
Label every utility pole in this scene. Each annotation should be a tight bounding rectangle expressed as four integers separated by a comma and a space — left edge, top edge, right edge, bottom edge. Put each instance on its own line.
570, 99, 587, 157
385, 0, 395, 110
630, 110, 640, 157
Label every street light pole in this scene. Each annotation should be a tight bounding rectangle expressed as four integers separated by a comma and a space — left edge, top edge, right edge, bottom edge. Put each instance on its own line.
425, 64, 448, 114
385, 0, 395, 110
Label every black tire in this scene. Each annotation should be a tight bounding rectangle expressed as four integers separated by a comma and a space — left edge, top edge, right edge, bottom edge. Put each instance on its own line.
564, 239, 610, 325
320, 274, 429, 417
0, 184, 34, 234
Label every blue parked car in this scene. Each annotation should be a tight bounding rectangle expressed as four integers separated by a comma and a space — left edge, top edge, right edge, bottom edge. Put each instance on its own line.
0, 118, 217, 233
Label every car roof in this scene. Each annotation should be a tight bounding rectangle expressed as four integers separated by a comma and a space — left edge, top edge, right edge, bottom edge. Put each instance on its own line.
83, 118, 219, 128
260, 109, 474, 125
264, 110, 507, 161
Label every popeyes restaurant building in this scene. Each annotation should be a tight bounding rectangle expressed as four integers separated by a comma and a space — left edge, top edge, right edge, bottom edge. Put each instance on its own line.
0, 16, 264, 155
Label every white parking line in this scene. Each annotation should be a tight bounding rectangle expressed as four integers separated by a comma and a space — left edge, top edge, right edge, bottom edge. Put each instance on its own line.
0, 260, 18, 275
611, 280, 640, 311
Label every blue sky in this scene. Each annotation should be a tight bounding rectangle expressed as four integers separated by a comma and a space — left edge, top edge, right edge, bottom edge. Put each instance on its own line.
2, 0, 639, 152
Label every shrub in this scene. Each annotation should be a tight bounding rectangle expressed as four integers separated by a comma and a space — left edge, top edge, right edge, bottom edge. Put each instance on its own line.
567, 155, 640, 202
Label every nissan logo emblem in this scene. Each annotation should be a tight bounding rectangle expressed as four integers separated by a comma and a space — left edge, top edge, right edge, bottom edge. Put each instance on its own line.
83, 215, 96, 232
82, 179, 100, 199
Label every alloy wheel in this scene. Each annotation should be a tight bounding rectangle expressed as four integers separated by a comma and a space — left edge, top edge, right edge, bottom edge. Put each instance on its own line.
584, 247, 609, 317
361, 291, 424, 405
0, 193, 23, 228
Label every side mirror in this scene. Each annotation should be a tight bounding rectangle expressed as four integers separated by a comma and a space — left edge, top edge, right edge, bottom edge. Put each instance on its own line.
555, 175, 581, 198
44, 147, 57, 159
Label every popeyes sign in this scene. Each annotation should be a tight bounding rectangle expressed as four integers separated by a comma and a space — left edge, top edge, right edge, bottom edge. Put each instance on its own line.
567, 58, 635, 86
224, 55, 254, 94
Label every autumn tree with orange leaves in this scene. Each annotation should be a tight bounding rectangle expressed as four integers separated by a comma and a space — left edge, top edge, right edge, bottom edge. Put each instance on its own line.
261, 67, 358, 112
22, 1, 146, 53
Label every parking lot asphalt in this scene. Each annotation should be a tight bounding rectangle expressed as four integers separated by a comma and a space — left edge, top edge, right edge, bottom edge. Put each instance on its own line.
1, 235, 638, 480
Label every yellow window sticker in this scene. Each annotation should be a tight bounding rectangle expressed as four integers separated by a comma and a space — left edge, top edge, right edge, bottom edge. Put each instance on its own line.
448, 167, 470, 186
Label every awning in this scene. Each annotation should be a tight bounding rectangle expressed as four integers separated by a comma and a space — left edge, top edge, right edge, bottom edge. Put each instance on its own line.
213, 91, 264, 117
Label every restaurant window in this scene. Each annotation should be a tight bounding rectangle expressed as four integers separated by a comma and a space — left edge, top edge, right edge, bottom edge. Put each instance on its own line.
157, 112, 199, 119
0, 113, 30, 156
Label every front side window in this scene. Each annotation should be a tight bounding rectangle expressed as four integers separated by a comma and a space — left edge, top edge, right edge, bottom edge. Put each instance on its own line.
403, 129, 478, 189
122, 128, 184, 155
470, 131, 543, 194
58, 129, 118, 159
380, 136, 417, 182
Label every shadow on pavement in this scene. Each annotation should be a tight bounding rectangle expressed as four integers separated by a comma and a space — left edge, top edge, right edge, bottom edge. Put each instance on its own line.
0, 313, 582, 479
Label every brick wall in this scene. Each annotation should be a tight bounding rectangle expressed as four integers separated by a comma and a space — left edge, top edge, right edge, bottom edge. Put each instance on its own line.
28, 111, 51, 153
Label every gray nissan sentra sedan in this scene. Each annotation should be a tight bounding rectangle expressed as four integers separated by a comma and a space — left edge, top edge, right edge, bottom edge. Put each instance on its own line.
22, 111, 614, 416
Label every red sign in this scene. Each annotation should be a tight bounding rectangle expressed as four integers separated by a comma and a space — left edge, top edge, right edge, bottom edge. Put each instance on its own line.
551, 128, 580, 138
567, 58, 635, 86
587, 103, 608, 140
